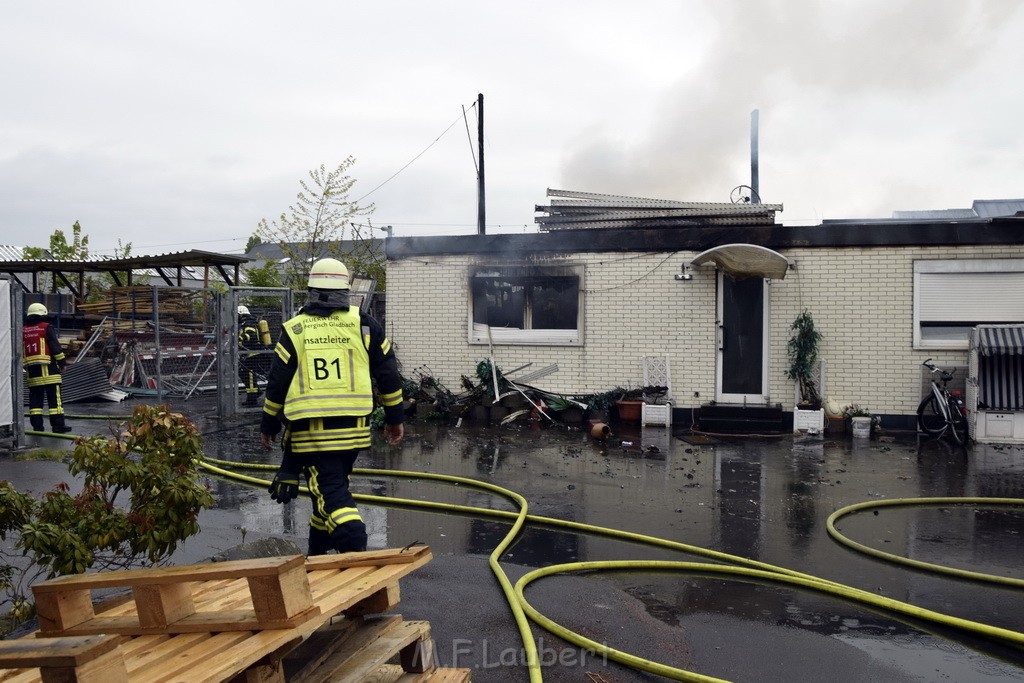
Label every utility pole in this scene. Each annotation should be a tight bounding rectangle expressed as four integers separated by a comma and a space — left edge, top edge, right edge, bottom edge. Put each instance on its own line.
477, 93, 486, 235
750, 109, 760, 204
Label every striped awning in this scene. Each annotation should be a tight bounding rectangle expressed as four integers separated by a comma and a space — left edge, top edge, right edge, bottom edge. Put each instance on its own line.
976, 326, 1024, 356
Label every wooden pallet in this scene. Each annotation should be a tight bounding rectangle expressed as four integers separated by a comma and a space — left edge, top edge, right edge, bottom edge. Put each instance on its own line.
0, 546, 465, 683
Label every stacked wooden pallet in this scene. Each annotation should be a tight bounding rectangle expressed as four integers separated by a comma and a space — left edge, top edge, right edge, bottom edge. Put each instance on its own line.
77, 287, 203, 321
0, 546, 469, 683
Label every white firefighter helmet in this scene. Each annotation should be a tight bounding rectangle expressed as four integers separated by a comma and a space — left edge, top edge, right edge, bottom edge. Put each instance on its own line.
237, 305, 250, 316
27, 303, 48, 316
307, 258, 350, 290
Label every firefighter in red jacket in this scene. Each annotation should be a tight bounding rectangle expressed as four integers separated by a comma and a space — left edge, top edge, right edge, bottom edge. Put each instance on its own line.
259, 258, 404, 555
23, 303, 72, 433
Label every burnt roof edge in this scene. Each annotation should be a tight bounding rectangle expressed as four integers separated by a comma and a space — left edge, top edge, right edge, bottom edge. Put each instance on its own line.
386, 217, 1024, 259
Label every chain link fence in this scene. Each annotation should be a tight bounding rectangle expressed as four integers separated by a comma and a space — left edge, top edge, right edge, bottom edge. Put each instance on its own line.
73, 286, 221, 400
226, 287, 293, 414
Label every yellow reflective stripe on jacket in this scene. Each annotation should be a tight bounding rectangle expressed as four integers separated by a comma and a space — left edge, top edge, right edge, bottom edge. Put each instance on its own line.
288, 426, 372, 453
282, 309, 373, 421
285, 393, 375, 419
379, 387, 403, 407
26, 367, 62, 387
381, 338, 392, 355
263, 397, 283, 418
329, 507, 362, 530
275, 342, 291, 364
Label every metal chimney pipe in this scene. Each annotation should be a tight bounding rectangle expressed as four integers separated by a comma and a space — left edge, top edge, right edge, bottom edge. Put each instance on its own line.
750, 109, 760, 204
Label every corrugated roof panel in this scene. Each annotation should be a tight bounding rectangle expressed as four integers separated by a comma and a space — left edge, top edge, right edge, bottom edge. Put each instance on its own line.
0, 245, 31, 260
536, 190, 780, 231
973, 199, 1024, 217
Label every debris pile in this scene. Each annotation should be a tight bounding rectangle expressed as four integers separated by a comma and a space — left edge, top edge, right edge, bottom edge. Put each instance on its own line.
400, 360, 668, 428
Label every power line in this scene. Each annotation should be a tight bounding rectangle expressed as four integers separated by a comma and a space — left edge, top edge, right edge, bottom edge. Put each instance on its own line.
355, 101, 477, 204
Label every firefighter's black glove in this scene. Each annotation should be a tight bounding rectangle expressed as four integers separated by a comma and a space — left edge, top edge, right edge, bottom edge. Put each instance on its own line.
268, 452, 301, 504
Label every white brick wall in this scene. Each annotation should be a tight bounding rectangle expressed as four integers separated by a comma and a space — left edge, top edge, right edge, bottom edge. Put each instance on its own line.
387, 245, 1024, 415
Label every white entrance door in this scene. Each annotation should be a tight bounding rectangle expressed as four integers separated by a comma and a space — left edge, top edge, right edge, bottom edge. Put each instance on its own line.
716, 272, 770, 404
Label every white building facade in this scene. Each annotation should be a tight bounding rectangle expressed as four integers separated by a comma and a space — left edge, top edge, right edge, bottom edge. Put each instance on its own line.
384, 215, 1024, 428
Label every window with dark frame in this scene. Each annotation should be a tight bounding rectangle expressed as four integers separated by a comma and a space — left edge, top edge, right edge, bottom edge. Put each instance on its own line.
470, 266, 582, 344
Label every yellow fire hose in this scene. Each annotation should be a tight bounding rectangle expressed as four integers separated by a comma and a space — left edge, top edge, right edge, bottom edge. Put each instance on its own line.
13, 426, 1024, 681
195, 455, 1024, 682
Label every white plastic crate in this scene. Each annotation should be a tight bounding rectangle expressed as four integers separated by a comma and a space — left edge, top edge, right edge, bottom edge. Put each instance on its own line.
641, 403, 672, 428
793, 407, 824, 433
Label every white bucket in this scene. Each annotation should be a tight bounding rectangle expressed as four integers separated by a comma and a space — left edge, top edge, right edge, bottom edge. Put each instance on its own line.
851, 416, 871, 438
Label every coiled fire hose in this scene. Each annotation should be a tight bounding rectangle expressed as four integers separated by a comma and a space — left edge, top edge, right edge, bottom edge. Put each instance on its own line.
194, 455, 1024, 683
17, 421, 1024, 681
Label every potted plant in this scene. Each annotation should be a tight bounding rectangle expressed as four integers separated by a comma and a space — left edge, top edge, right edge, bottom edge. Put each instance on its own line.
584, 389, 617, 424
787, 310, 823, 410
615, 387, 644, 425
788, 310, 825, 433
843, 404, 879, 438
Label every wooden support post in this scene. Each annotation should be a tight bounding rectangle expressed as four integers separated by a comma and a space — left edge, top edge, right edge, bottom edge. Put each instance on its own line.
400, 633, 435, 674
343, 583, 400, 617
133, 582, 196, 629
35, 590, 95, 635
247, 562, 314, 624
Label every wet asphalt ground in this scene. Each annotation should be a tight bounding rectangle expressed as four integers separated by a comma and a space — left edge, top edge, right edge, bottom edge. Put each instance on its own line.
6, 394, 1024, 682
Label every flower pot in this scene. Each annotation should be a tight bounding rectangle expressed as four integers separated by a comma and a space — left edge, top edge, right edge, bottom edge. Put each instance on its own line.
589, 422, 612, 440
851, 416, 872, 438
616, 400, 643, 425
826, 416, 847, 434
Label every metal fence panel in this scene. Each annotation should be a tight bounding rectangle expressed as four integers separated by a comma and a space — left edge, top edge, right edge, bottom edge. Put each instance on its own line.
228, 287, 292, 414
76, 286, 220, 400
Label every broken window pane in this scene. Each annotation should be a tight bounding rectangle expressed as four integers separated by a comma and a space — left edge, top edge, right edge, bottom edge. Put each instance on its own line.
530, 276, 578, 329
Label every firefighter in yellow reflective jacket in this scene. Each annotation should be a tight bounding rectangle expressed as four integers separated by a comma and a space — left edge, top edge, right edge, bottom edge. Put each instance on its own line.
259, 258, 404, 555
23, 303, 72, 433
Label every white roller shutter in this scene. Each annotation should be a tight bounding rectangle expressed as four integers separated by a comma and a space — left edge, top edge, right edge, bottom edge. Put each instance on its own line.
918, 272, 1024, 322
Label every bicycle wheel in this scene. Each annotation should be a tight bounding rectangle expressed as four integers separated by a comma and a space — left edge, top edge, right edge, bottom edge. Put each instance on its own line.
917, 394, 947, 437
948, 398, 969, 445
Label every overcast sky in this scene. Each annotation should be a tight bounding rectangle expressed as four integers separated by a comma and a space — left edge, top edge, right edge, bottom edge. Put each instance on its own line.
2, 1, 1022, 257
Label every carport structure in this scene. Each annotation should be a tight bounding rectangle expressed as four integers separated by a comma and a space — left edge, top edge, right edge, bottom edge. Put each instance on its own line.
0, 249, 250, 299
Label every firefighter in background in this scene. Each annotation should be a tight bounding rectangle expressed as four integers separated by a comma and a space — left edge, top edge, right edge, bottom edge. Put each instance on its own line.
23, 303, 72, 433
237, 305, 269, 407
259, 258, 404, 555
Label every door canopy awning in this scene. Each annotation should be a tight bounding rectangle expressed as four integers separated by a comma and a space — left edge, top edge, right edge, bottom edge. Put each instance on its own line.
975, 326, 1024, 356
690, 243, 789, 280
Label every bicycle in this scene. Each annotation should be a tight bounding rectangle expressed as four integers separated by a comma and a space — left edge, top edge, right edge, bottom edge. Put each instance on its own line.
917, 359, 968, 445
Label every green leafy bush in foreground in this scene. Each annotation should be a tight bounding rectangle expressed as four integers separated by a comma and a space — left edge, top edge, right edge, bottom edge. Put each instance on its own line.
0, 404, 214, 631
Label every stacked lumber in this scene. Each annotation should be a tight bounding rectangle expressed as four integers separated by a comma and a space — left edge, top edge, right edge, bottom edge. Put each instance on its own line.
0, 546, 470, 683
77, 287, 205, 321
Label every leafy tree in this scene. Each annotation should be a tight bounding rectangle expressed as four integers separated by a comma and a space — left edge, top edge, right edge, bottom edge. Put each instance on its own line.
23, 221, 91, 293
256, 158, 375, 289
243, 258, 282, 289
87, 239, 142, 302
23, 221, 90, 261
244, 232, 263, 254
241, 258, 285, 310
20, 223, 144, 302
347, 221, 388, 291
0, 405, 214, 630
